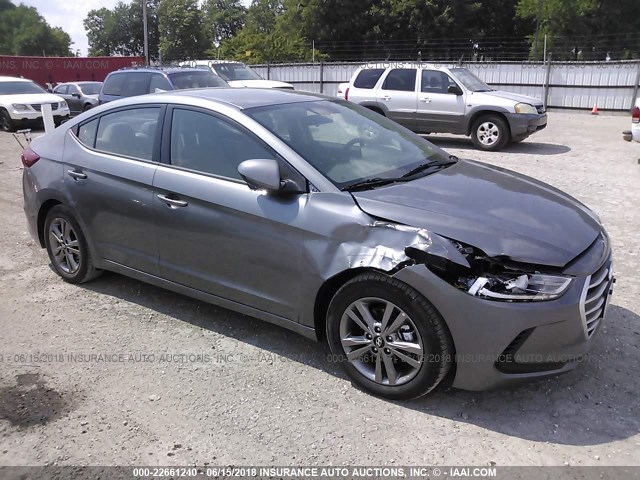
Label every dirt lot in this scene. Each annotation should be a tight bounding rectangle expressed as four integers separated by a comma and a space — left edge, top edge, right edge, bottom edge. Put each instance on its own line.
0, 112, 638, 467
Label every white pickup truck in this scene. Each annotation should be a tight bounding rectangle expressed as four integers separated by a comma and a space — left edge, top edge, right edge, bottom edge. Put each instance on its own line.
622, 97, 640, 143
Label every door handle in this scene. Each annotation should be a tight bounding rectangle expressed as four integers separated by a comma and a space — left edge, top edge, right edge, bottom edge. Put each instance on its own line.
67, 169, 87, 180
157, 194, 188, 208
381, 95, 391, 101
420, 97, 431, 103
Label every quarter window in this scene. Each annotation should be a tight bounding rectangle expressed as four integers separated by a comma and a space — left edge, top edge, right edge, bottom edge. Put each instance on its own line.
77, 118, 99, 148
382, 69, 417, 92
353, 69, 385, 89
169, 108, 276, 180
94, 107, 160, 161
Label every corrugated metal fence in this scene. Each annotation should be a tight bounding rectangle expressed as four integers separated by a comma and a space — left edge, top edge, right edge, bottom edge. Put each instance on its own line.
252, 60, 640, 111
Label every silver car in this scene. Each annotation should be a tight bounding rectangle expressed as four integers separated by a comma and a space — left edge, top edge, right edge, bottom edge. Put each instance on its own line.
343, 63, 547, 151
22, 89, 613, 399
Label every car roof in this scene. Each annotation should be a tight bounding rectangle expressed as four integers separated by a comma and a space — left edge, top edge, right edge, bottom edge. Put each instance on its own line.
0, 76, 32, 83
156, 88, 328, 110
358, 62, 453, 70
185, 60, 244, 65
112, 67, 205, 75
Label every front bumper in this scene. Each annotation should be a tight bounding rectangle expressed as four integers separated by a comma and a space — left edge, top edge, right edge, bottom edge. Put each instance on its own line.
505, 112, 547, 140
393, 236, 613, 391
10, 107, 71, 126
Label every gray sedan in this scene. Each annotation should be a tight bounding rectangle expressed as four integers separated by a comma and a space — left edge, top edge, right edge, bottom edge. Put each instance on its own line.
21, 89, 613, 399
52, 81, 102, 115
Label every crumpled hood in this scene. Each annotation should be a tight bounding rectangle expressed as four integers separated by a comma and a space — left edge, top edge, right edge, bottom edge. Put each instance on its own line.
475, 90, 543, 106
228, 79, 293, 89
352, 160, 601, 268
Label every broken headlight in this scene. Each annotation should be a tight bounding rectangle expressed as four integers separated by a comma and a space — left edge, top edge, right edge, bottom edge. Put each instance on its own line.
460, 273, 572, 302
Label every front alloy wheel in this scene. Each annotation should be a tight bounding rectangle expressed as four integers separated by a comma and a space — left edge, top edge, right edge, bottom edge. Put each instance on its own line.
327, 272, 453, 399
471, 114, 509, 151
340, 298, 423, 386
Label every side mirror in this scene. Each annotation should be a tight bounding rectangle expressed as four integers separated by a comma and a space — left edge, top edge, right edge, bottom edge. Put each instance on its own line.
448, 85, 463, 95
72, 92, 81, 98
238, 159, 285, 192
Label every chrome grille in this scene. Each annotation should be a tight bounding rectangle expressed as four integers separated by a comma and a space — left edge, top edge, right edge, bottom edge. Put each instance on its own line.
579, 259, 613, 338
30, 103, 56, 112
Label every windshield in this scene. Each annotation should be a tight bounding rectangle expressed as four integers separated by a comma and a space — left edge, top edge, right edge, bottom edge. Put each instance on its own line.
168, 71, 227, 89
246, 100, 451, 189
449, 68, 492, 92
0, 81, 47, 95
212, 63, 262, 81
78, 82, 102, 95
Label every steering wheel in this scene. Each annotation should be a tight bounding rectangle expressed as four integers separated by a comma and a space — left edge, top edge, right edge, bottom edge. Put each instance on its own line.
341, 138, 366, 153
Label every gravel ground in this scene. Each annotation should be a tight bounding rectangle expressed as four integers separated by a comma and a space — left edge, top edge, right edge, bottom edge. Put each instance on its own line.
0, 112, 638, 467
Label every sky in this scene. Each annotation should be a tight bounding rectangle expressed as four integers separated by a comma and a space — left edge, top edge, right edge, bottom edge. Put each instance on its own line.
20, 0, 251, 57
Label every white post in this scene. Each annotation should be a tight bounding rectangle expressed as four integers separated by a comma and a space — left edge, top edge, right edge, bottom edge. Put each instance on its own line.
543, 34, 547, 64
42, 103, 55, 133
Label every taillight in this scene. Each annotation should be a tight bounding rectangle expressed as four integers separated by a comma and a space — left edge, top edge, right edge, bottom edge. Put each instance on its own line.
345, 87, 350, 101
632, 106, 640, 124
21, 148, 40, 167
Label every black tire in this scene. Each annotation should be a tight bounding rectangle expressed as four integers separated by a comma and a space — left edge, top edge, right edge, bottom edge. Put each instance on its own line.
0, 108, 16, 132
44, 205, 101, 284
470, 114, 509, 151
82, 104, 93, 112
326, 272, 453, 400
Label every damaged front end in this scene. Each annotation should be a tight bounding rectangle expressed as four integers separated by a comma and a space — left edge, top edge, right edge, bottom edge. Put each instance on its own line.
402, 232, 574, 303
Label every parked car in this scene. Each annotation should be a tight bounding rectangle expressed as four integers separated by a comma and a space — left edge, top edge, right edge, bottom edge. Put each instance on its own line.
0, 76, 70, 132
341, 63, 547, 151
53, 81, 102, 115
181, 60, 294, 89
336, 82, 349, 99
99, 67, 228, 104
622, 97, 640, 142
22, 89, 612, 399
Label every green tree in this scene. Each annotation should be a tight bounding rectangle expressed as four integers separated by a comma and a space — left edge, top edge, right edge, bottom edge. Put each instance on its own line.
0, 1, 72, 55
202, 0, 246, 46
84, 1, 160, 60
158, 0, 208, 61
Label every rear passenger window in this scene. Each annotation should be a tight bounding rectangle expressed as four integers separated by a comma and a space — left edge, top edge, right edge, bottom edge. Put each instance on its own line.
353, 69, 385, 89
77, 118, 99, 148
94, 108, 160, 161
382, 69, 417, 92
170, 108, 276, 180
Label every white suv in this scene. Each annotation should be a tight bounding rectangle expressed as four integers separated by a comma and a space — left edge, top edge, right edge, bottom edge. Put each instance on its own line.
341, 63, 547, 150
0, 76, 70, 132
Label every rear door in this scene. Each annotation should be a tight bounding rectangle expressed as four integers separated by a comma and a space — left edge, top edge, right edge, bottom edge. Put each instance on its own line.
375, 69, 418, 130
152, 106, 305, 320
415, 69, 466, 134
62, 105, 164, 274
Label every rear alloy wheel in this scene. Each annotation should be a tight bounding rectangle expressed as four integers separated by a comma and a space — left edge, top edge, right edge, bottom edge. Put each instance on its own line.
44, 205, 101, 283
327, 272, 453, 399
471, 115, 509, 151
0, 109, 16, 132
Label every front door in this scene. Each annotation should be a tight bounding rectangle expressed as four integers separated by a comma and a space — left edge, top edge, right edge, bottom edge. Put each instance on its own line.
153, 106, 304, 320
415, 70, 466, 134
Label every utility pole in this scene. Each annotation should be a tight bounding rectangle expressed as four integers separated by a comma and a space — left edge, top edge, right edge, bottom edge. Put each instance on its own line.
142, 0, 149, 65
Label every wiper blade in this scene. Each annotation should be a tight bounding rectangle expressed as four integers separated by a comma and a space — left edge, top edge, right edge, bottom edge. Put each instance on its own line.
401, 156, 458, 178
343, 177, 400, 192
